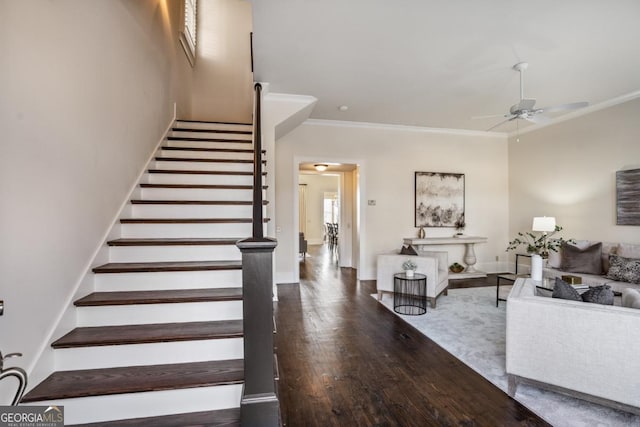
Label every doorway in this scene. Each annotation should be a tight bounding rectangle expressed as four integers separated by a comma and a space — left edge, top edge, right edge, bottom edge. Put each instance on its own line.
297, 162, 360, 277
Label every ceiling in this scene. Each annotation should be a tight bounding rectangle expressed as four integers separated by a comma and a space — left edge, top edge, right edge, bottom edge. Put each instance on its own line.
250, 0, 640, 133
299, 162, 357, 173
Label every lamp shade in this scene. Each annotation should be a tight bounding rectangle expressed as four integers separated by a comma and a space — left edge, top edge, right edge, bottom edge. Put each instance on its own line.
532, 216, 556, 232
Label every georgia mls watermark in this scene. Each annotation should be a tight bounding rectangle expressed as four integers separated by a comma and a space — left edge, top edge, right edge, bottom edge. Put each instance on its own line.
0, 406, 64, 427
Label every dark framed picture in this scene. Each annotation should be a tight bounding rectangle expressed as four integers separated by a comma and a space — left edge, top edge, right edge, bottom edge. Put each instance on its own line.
616, 168, 640, 225
415, 172, 465, 227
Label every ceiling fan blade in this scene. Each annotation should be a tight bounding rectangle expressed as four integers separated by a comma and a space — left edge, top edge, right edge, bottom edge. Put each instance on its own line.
525, 114, 551, 125
510, 98, 536, 114
486, 116, 515, 131
539, 101, 589, 114
471, 113, 507, 120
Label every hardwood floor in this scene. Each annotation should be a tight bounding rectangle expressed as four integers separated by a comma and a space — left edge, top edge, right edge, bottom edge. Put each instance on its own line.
275, 245, 548, 426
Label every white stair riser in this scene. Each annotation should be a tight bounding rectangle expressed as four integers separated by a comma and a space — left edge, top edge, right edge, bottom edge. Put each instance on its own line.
55, 339, 244, 371
109, 244, 241, 262
159, 149, 254, 160
175, 121, 252, 132
130, 204, 255, 219
34, 384, 242, 425
95, 270, 243, 291
140, 187, 256, 201
165, 140, 252, 150
121, 223, 253, 238
170, 131, 250, 141
153, 160, 254, 172
146, 173, 257, 186
77, 301, 242, 326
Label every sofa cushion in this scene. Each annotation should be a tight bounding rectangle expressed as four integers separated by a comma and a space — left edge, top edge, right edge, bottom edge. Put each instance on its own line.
560, 242, 603, 275
581, 285, 614, 305
617, 243, 640, 259
606, 254, 640, 284
552, 277, 582, 301
601, 242, 619, 273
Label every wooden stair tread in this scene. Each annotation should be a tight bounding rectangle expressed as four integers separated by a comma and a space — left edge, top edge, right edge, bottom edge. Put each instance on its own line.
92, 260, 242, 273
148, 169, 266, 176
167, 136, 251, 143
75, 288, 243, 306
155, 157, 265, 164
51, 319, 243, 348
21, 359, 244, 402
172, 127, 251, 135
130, 200, 267, 205
140, 183, 267, 190
120, 218, 270, 224
162, 146, 264, 153
107, 237, 241, 246
176, 119, 252, 126
71, 407, 240, 426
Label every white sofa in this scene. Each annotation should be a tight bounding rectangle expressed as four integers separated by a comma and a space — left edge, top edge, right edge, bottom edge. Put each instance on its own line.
376, 250, 449, 308
506, 278, 640, 414
541, 240, 640, 294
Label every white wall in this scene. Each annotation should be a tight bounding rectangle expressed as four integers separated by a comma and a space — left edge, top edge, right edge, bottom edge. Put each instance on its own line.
509, 98, 640, 248
298, 174, 339, 244
0, 0, 192, 402
191, 0, 253, 122
275, 121, 509, 282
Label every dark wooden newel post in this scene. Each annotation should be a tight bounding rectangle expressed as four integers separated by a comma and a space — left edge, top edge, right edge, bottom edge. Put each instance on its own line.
237, 237, 279, 426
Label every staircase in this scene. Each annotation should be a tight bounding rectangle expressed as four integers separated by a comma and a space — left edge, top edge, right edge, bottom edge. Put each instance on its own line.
22, 120, 268, 425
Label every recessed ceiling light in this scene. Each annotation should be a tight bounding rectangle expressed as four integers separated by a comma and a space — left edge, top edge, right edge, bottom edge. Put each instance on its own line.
338, 105, 349, 111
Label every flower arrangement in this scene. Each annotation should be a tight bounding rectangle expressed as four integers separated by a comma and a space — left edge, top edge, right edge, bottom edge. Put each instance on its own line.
506, 225, 573, 258
402, 259, 417, 271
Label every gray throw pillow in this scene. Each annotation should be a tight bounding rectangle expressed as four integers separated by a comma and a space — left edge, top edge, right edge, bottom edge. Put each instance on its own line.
581, 285, 614, 305
552, 277, 582, 301
400, 245, 418, 256
561, 242, 603, 275
606, 254, 640, 284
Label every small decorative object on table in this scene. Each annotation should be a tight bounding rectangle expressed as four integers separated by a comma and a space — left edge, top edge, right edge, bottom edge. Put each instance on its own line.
449, 262, 465, 273
561, 275, 582, 285
418, 226, 426, 239
402, 259, 417, 277
454, 215, 466, 237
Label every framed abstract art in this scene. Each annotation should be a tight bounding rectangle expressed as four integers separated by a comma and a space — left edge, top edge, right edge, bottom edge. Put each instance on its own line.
415, 172, 465, 228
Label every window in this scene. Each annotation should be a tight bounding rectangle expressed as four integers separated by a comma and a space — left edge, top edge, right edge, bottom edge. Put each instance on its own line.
323, 192, 339, 224
180, 0, 197, 66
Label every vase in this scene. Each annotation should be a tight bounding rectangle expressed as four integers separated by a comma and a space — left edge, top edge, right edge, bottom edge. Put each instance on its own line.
531, 254, 543, 281
418, 226, 426, 239
405, 270, 414, 277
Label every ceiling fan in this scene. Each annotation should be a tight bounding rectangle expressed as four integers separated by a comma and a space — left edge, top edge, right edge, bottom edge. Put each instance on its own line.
475, 62, 589, 131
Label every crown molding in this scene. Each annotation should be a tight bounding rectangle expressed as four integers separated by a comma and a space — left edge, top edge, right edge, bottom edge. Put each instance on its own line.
304, 118, 506, 138
509, 90, 640, 138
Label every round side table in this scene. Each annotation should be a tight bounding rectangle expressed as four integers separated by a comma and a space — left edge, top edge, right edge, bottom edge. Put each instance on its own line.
393, 272, 427, 315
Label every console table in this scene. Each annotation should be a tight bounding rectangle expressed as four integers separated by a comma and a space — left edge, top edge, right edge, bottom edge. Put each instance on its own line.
403, 236, 488, 279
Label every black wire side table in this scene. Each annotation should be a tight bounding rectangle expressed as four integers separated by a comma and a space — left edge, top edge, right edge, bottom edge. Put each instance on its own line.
393, 272, 427, 315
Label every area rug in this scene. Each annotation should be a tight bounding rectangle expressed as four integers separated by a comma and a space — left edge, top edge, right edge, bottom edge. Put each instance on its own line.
375, 287, 640, 427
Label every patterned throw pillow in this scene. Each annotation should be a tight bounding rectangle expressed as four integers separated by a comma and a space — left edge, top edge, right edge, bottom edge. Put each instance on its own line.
606, 255, 640, 284
552, 277, 582, 301
581, 285, 614, 305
